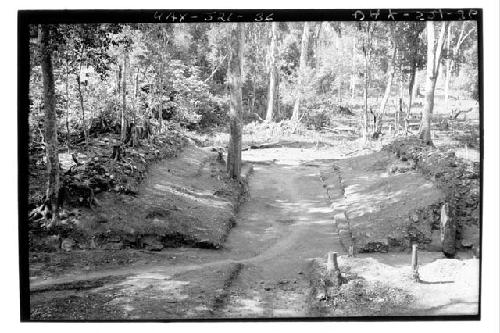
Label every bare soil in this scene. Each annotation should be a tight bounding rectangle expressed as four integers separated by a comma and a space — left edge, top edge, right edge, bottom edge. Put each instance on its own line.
77, 144, 247, 248
309, 252, 478, 317
29, 143, 480, 320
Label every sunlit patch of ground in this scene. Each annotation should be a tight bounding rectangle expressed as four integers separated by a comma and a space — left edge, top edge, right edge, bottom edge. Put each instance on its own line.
335, 252, 479, 316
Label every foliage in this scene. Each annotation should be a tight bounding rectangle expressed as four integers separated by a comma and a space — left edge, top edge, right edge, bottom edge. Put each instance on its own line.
29, 21, 479, 144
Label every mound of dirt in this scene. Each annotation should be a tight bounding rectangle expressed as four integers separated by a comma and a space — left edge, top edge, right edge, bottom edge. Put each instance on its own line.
73, 145, 250, 250
322, 150, 445, 253
384, 137, 480, 253
30, 143, 251, 257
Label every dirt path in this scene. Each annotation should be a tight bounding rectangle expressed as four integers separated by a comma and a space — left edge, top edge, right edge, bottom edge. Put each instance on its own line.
30, 148, 345, 319
217, 161, 344, 317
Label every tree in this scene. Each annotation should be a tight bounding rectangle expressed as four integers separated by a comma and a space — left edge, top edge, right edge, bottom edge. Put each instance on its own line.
58, 24, 118, 147
420, 21, 448, 144
406, 41, 420, 132
394, 22, 426, 132
265, 22, 279, 122
75, 43, 88, 147
362, 22, 372, 142
443, 22, 476, 112
227, 23, 244, 180
374, 35, 397, 135
40, 25, 60, 225
349, 35, 357, 105
157, 26, 167, 133
64, 51, 71, 147
291, 22, 310, 122
121, 50, 128, 141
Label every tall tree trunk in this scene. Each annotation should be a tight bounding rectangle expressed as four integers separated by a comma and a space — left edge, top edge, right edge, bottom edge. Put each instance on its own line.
227, 23, 244, 180
158, 64, 163, 133
420, 21, 448, 145
64, 55, 70, 148
375, 43, 397, 134
350, 36, 357, 105
337, 81, 342, 103
116, 65, 122, 131
265, 22, 279, 122
444, 23, 452, 113
251, 73, 256, 116
291, 22, 310, 122
133, 68, 139, 124
444, 22, 475, 114
121, 51, 128, 142
117, 65, 121, 95
40, 25, 60, 225
76, 58, 88, 147
397, 61, 404, 135
313, 22, 323, 70
362, 23, 372, 142
406, 56, 417, 127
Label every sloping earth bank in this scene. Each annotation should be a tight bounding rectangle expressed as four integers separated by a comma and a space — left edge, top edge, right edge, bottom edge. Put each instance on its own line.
29, 143, 250, 280
384, 138, 480, 253
77, 144, 249, 249
29, 143, 480, 319
320, 150, 445, 253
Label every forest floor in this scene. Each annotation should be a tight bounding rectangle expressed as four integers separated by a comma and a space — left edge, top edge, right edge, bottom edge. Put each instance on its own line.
28, 124, 480, 319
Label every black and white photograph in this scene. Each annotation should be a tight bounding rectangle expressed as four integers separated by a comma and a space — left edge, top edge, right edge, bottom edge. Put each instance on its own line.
15, 7, 492, 323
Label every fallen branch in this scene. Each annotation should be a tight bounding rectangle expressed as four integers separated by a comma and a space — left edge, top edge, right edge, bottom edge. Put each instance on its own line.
241, 141, 283, 151
321, 126, 357, 133
452, 107, 473, 119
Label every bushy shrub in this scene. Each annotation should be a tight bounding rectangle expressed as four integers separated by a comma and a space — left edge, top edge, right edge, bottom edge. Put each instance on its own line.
301, 96, 354, 130
161, 60, 228, 129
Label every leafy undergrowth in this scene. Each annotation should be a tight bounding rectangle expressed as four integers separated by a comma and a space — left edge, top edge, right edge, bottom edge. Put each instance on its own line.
196, 119, 361, 150
29, 123, 187, 210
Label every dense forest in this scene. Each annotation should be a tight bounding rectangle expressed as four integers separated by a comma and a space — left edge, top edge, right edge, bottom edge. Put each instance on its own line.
30, 22, 478, 223
30, 21, 478, 133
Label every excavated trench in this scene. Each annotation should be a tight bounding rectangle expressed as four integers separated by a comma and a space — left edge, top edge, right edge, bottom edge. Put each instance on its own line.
29, 144, 480, 319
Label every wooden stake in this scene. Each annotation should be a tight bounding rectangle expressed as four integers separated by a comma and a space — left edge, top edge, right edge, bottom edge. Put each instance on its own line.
327, 252, 339, 272
411, 243, 418, 270
411, 243, 420, 282
327, 251, 342, 287
440, 202, 456, 258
